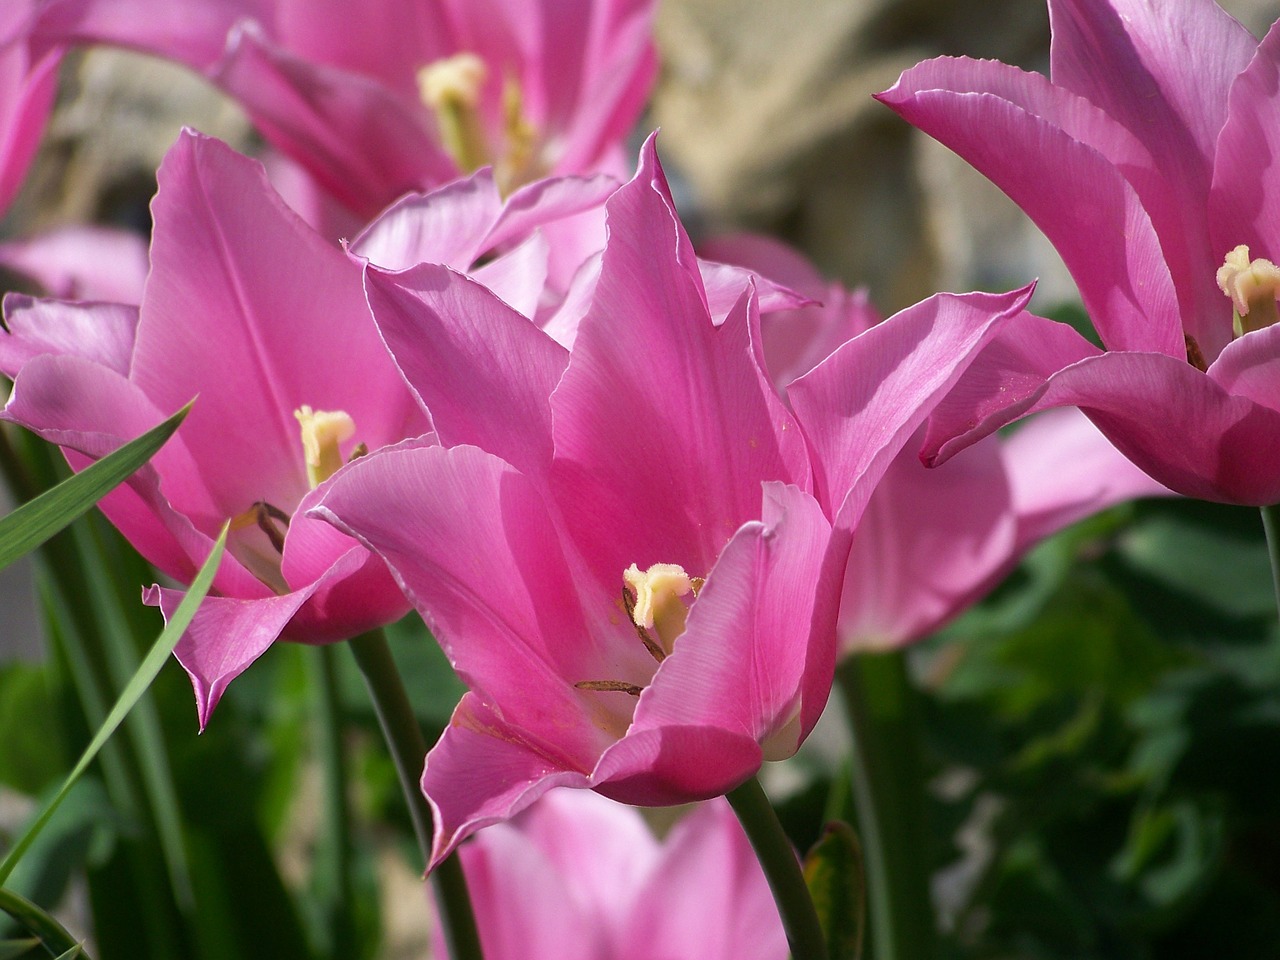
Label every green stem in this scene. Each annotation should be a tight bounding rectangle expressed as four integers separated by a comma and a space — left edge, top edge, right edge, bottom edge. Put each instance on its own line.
1262, 504, 1280, 626
346, 629, 482, 960
837, 651, 936, 960
312, 644, 357, 959
725, 776, 828, 960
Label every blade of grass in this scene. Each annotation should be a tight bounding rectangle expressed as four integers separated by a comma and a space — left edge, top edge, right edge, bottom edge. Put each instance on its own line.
0, 889, 82, 957
0, 402, 191, 572
0, 524, 227, 886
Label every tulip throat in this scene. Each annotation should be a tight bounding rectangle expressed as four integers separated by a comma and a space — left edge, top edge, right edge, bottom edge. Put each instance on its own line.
295, 405, 357, 489
417, 52, 541, 194
1217, 244, 1280, 337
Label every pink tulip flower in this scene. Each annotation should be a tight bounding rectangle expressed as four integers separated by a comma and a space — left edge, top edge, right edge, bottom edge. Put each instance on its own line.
313, 135, 1035, 864
702, 234, 1172, 651
877, 0, 1280, 506
0, 129, 425, 728
36, 0, 658, 217
442, 789, 786, 960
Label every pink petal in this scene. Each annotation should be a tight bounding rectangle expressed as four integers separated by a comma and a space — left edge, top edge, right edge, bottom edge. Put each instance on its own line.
590, 725, 763, 807
149, 582, 321, 730
362, 262, 567, 482
313, 444, 632, 769
0, 227, 149, 303
213, 25, 454, 216
624, 483, 833, 761
920, 310, 1103, 466
626, 800, 786, 960
878, 59, 1181, 356
1211, 20, 1280, 318
1036, 351, 1280, 505
790, 286, 1034, 529
1049, 0, 1257, 358
132, 130, 420, 522
0, 34, 57, 215
1, 295, 138, 377
1003, 407, 1176, 552
422, 694, 590, 867
348, 169, 505, 272
1208, 321, 1280, 413
549, 141, 808, 588
838, 431, 1016, 651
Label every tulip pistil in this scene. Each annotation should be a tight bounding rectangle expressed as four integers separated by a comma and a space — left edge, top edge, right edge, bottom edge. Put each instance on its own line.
1216, 244, 1280, 337
295, 405, 357, 489
419, 53, 492, 175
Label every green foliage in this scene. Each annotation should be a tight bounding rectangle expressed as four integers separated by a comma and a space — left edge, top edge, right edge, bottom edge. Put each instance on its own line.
0, 403, 190, 572
804, 822, 867, 960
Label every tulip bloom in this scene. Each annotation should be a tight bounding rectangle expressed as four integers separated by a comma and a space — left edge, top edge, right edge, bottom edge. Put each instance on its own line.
314, 135, 1034, 863
702, 234, 1172, 650
444, 789, 786, 960
0, 130, 429, 726
36, 0, 657, 217
878, 0, 1280, 506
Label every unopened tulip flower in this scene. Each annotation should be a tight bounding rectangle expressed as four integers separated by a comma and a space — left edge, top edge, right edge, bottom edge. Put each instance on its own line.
0, 130, 426, 727
314, 135, 1034, 864
442, 789, 786, 960
702, 234, 1173, 650
36, 0, 657, 217
878, 0, 1280, 506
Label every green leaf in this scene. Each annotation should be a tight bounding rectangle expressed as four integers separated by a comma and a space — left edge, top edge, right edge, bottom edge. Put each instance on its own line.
0, 402, 191, 572
0, 523, 227, 886
0, 889, 81, 958
0, 939, 41, 960
803, 821, 866, 960
0, 662, 62, 795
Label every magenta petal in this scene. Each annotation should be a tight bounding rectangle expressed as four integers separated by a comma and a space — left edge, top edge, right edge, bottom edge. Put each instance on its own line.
839, 432, 1015, 651
627, 800, 787, 960
1004, 407, 1175, 552
878, 60, 1181, 355
348, 169, 505, 272
1208, 322, 1280, 413
0, 295, 138, 377
791, 287, 1032, 529
149, 584, 315, 730
1211, 21, 1280, 289
313, 444, 627, 768
133, 130, 418, 520
422, 694, 590, 868
362, 262, 567, 481
591, 725, 763, 807
0, 227, 149, 303
920, 310, 1102, 466
213, 26, 454, 216
626, 483, 833, 760
1035, 351, 1280, 505
0, 32, 57, 215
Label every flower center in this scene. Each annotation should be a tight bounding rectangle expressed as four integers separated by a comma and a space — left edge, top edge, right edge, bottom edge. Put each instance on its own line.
573, 563, 704, 700
1216, 245, 1280, 337
295, 405, 357, 489
417, 52, 541, 194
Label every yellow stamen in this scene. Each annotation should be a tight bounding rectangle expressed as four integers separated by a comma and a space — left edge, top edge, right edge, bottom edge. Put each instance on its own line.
1216, 244, 1280, 336
495, 74, 539, 195
295, 405, 356, 489
624, 562, 696, 655
418, 53, 491, 173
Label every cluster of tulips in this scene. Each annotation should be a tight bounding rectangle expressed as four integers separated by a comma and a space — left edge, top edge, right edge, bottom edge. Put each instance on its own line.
1, 0, 1277, 958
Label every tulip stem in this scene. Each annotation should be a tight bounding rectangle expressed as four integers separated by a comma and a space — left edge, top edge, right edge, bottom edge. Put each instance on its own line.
726, 775, 828, 960
347, 628, 483, 960
837, 651, 937, 960
1263, 504, 1280, 624
311, 644, 357, 958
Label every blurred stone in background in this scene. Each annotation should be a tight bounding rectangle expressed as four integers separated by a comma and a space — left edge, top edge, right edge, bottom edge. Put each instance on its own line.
652, 0, 1280, 313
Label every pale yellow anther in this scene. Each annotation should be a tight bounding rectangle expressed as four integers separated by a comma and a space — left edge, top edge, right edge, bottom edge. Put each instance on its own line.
1217, 244, 1280, 336
295, 405, 356, 489
418, 53, 491, 173
624, 562, 696, 654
